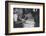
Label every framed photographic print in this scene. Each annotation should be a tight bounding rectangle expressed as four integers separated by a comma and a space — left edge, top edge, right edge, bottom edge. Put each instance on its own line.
5, 1, 45, 35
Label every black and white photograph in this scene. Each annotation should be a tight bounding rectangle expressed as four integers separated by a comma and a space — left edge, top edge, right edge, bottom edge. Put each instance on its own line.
13, 8, 39, 28
5, 1, 45, 35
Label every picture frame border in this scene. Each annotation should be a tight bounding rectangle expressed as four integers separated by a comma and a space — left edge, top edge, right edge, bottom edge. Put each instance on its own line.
5, 1, 45, 35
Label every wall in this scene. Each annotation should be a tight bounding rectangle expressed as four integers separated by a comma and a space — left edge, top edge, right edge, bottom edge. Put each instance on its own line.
0, 0, 46, 36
